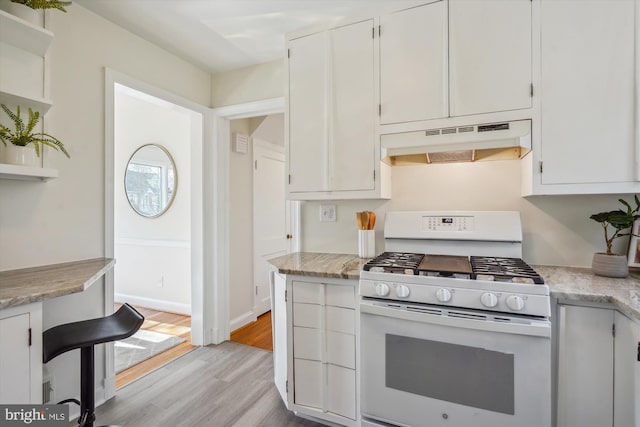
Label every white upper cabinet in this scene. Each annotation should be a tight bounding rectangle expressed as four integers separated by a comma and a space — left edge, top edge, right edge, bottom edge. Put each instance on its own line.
287, 31, 326, 194
379, 1, 448, 125
449, 0, 532, 117
537, 0, 637, 188
329, 20, 376, 192
287, 18, 389, 200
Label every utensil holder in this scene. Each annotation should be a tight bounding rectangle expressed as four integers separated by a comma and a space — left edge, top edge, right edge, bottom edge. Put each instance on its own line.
358, 230, 375, 258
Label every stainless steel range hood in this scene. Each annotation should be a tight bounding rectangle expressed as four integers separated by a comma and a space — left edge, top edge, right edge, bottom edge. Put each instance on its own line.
381, 119, 531, 165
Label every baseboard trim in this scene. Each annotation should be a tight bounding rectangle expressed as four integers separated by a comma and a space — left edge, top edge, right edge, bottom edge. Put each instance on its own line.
115, 293, 191, 315
230, 311, 256, 332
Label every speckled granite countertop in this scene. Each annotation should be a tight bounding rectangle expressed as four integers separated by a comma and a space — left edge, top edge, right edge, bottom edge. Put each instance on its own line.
268, 252, 640, 321
268, 252, 369, 280
535, 265, 640, 321
0, 258, 115, 309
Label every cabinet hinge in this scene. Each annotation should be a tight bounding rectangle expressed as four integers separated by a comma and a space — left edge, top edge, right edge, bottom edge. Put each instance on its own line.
28, 328, 32, 346
612, 323, 616, 337
285, 289, 288, 302
254, 160, 258, 170
286, 380, 289, 393
378, 25, 381, 37
539, 161, 543, 174
373, 170, 376, 181
530, 83, 534, 97
256, 285, 258, 295
287, 49, 290, 59
288, 174, 291, 185
378, 104, 381, 116
372, 27, 375, 39
637, 342, 640, 362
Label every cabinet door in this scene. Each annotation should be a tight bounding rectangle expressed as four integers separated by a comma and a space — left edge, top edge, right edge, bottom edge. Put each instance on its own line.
329, 19, 376, 192
614, 311, 640, 427
540, 0, 635, 185
294, 358, 323, 409
557, 305, 614, 427
288, 32, 327, 193
379, 1, 448, 124
327, 364, 356, 420
270, 271, 288, 406
449, 0, 531, 117
0, 313, 31, 403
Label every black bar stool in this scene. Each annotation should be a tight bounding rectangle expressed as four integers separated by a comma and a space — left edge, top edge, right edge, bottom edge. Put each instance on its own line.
43, 303, 144, 427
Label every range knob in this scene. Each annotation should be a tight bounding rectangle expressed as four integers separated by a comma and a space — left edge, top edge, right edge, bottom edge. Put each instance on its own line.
375, 283, 390, 297
506, 295, 525, 311
395, 284, 410, 298
480, 292, 498, 308
436, 288, 452, 303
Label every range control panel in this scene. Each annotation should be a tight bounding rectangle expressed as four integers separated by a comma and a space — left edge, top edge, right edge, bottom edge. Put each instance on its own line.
423, 216, 473, 232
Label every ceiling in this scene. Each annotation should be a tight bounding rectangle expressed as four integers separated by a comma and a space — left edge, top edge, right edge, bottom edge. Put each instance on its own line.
75, 0, 417, 73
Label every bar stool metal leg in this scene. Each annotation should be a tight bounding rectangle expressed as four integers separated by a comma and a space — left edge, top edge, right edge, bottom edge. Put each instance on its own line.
79, 346, 95, 427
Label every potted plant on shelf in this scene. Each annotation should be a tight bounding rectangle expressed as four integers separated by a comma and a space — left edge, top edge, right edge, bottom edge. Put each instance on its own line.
589, 196, 640, 278
0, 104, 70, 167
2, 0, 69, 26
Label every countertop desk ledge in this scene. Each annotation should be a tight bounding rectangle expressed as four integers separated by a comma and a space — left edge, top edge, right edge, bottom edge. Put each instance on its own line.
268, 252, 368, 280
0, 258, 115, 310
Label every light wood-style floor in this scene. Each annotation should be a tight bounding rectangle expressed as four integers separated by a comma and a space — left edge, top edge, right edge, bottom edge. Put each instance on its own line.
115, 304, 196, 389
95, 342, 324, 427
230, 311, 273, 351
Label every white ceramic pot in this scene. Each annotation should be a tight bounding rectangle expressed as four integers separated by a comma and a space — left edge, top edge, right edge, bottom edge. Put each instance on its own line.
4, 144, 38, 167
5, 1, 42, 26
592, 253, 629, 278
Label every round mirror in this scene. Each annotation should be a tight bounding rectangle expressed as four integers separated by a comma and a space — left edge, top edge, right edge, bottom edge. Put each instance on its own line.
124, 144, 177, 218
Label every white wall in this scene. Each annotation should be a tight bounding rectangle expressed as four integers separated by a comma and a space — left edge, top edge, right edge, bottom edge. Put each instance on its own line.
211, 59, 284, 107
0, 3, 210, 409
300, 160, 631, 267
114, 87, 193, 314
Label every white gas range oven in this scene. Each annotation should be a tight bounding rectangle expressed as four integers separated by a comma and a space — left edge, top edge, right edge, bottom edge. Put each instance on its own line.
359, 211, 551, 427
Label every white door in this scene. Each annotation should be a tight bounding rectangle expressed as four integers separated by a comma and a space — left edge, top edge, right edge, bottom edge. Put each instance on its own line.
329, 19, 376, 192
614, 311, 640, 427
0, 313, 31, 403
253, 140, 288, 316
540, 0, 635, 185
379, 1, 448, 124
449, 0, 531, 117
287, 31, 327, 193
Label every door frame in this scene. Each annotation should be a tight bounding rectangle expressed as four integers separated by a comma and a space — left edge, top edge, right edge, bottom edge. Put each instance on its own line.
211, 97, 300, 343
104, 68, 207, 398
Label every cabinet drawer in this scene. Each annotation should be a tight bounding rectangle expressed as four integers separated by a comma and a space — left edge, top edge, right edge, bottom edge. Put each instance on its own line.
325, 284, 356, 309
327, 364, 356, 420
293, 303, 321, 328
293, 327, 322, 361
294, 358, 323, 409
327, 331, 355, 369
326, 306, 355, 335
292, 281, 322, 304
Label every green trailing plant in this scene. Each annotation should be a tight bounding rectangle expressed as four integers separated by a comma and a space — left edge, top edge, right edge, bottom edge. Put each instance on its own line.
9, 0, 71, 12
590, 196, 640, 255
0, 104, 70, 158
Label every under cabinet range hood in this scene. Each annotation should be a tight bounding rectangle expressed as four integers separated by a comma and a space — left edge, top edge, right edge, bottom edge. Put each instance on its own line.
381, 119, 531, 165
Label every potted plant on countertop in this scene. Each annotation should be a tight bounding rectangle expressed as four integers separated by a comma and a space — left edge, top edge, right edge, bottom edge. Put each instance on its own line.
2, 0, 69, 26
0, 104, 70, 167
589, 196, 640, 278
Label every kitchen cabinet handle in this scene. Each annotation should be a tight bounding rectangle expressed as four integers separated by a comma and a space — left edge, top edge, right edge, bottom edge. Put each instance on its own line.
286, 234, 293, 239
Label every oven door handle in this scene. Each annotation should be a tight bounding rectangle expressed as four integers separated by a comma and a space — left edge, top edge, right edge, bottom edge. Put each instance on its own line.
360, 301, 551, 338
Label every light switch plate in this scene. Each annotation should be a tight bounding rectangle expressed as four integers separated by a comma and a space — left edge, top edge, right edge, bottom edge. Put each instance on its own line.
320, 204, 337, 222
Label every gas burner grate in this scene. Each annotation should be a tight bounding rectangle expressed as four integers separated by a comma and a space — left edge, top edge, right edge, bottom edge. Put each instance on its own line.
470, 256, 544, 284
363, 252, 425, 275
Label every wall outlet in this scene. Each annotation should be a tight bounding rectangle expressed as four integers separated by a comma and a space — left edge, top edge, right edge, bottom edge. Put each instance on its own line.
320, 204, 337, 222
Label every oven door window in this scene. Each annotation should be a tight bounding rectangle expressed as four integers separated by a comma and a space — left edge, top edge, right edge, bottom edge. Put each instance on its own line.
386, 334, 514, 414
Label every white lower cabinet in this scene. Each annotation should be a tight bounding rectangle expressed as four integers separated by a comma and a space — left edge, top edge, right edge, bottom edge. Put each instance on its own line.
557, 304, 640, 427
271, 274, 358, 426
0, 302, 43, 404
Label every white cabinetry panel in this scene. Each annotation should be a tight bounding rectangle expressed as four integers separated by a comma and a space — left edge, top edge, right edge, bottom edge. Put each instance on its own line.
449, 0, 531, 117
379, 1, 448, 124
0, 313, 31, 403
294, 358, 323, 408
330, 19, 375, 192
288, 32, 326, 193
613, 311, 640, 427
539, 0, 635, 186
327, 364, 357, 420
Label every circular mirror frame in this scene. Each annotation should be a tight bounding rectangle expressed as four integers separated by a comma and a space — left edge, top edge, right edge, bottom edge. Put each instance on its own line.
124, 143, 178, 219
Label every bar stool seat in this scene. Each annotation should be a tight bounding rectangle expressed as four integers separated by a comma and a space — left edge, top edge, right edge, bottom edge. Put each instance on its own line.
43, 303, 144, 427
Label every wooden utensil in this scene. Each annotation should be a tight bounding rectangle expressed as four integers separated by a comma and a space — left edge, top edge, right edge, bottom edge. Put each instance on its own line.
362, 211, 370, 230
356, 212, 363, 230
368, 212, 376, 230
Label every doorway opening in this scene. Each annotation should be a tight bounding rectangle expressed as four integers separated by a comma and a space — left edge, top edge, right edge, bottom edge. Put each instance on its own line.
106, 72, 205, 392
227, 114, 288, 351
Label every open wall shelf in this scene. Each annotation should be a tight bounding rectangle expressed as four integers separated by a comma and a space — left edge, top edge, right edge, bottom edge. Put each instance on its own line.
0, 163, 58, 181
0, 89, 52, 115
0, 10, 53, 56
